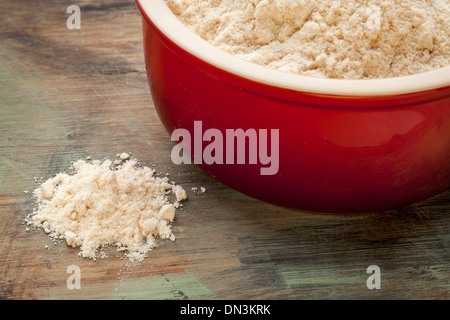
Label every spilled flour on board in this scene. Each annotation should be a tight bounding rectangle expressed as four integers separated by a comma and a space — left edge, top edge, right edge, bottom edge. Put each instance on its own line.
26, 154, 187, 262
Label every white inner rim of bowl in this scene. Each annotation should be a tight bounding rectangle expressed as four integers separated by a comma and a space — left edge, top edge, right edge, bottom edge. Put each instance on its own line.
138, 0, 450, 97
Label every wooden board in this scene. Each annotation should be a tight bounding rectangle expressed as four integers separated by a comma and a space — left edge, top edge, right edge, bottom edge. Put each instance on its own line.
0, 0, 449, 300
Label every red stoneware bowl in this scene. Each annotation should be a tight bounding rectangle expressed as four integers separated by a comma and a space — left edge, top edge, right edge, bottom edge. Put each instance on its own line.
136, 0, 450, 213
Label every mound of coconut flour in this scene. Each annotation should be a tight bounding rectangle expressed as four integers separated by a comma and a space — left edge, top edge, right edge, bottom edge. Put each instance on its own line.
26, 155, 187, 262
166, 0, 450, 79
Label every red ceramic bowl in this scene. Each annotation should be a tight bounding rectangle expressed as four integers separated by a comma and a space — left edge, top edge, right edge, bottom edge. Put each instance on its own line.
136, 0, 450, 213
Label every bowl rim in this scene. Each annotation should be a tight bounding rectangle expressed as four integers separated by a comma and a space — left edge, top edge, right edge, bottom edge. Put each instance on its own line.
136, 0, 450, 97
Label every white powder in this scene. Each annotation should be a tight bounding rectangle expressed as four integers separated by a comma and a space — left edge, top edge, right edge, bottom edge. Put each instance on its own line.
167, 0, 450, 79
27, 157, 187, 262
119, 152, 130, 160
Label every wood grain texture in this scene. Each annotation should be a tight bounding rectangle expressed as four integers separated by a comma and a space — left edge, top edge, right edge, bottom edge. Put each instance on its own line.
0, 0, 449, 300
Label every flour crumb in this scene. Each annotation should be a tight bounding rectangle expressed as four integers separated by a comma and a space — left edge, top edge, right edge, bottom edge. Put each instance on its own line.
173, 185, 187, 202
200, 187, 206, 193
26, 156, 187, 262
167, 0, 450, 79
119, 153, 130, 160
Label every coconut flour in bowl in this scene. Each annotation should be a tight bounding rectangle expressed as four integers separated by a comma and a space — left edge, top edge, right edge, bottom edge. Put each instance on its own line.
166, 0, 450, 79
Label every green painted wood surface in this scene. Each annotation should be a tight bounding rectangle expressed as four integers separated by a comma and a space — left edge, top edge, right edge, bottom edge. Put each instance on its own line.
0, 0, 449, 300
